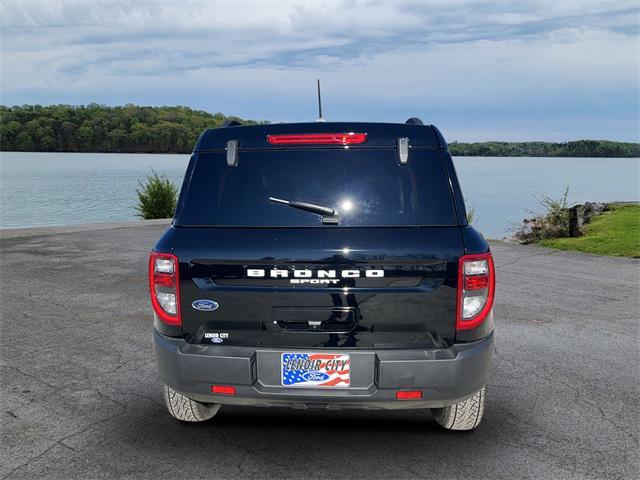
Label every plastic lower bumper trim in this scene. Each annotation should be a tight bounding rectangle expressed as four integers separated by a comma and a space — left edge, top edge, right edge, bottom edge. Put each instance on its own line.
153, 329, 494, 409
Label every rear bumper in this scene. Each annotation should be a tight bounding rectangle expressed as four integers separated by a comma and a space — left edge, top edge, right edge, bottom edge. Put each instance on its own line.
153, 329, 494, 410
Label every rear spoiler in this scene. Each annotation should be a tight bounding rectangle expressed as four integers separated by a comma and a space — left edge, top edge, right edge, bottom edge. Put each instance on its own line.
195, 121, 445, 152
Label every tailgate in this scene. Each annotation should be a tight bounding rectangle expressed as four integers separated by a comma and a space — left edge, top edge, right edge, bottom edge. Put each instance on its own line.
174, 227, 463, 349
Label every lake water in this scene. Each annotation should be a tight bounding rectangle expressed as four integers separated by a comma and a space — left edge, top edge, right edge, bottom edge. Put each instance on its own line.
1, 152, 638, 238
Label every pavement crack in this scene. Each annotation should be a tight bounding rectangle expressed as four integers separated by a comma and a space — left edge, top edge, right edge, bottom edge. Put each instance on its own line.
569, 384, 639, 445
128, 392, 164, 409
10, 336, 102, 360
93, 388, 128, 409
0, 405, 128, 480
0, 365, 57, 389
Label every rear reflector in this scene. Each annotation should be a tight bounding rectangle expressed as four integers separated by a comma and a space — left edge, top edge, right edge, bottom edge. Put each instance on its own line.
211, 385, 236, 395
396, 391, 423, 400
267, 133, 367, 145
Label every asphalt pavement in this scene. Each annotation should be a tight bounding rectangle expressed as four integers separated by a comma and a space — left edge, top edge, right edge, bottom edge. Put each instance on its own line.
1, 222, 638, 479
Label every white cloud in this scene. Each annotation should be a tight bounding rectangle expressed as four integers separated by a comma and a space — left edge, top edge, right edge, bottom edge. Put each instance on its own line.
0, 0, 638, 140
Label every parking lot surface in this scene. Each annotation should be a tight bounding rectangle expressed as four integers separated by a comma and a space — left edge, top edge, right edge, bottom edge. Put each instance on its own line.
1, 223, 638, 479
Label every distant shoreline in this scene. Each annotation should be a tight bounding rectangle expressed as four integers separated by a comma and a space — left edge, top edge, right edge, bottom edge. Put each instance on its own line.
1, 150, 638, 158
2, 104, 639, 158
448, 141, 639, 158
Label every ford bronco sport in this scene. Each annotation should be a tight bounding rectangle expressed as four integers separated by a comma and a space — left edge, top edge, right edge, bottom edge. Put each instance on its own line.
150, 119, 495, 430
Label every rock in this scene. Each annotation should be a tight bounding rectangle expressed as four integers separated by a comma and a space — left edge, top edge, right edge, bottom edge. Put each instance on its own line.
581, 202, 608, 224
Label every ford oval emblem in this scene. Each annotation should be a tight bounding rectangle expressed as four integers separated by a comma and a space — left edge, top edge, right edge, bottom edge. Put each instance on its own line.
191, 299, 219, 311
211, 337, 224, 344
302, 371, 329, 382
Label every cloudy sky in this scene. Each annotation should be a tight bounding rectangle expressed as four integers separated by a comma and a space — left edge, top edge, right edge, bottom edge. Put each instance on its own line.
1, 0, 638, 141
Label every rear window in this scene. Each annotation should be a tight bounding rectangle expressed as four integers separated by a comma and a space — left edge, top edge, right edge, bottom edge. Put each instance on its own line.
178, 148, 458, 227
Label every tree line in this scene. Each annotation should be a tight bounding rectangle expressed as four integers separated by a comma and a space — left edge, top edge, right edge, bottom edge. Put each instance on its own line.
448, 140, 639, 158
1, 104, 638, 157
0, 104, 261, 153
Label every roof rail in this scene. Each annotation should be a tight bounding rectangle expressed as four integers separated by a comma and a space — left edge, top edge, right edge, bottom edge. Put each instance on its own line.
405, 117, 424, 125
221, 120, 243, 127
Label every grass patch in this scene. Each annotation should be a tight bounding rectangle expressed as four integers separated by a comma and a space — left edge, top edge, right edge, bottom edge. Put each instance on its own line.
539, 204, 640, 258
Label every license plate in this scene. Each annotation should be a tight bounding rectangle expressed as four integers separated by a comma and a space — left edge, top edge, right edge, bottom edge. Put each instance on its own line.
281, 353, 350, 388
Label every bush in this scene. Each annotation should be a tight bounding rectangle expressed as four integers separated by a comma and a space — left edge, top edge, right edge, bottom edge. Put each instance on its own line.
514, 186, 574, 243
465, 200, 476, 224
533, 186, 571, 237
136, 170, 178, 219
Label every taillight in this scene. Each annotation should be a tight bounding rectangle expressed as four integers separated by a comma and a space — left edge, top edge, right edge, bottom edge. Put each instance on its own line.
149, 252, 181, 326
456, 252, 495, 331
266, 132, 367, 145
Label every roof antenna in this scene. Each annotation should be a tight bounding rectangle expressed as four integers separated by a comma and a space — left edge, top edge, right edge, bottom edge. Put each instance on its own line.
316, 79, 325, 122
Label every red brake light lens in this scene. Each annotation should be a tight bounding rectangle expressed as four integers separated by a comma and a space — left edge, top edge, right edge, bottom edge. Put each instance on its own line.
456, 253, 495, 331
464, 275, 489, 290
153, 273, 175, 287
267, 132, 367, 145
149, 252, 181, 326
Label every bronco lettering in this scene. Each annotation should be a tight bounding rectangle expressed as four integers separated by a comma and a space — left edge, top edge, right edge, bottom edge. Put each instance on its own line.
245, 268, 384, 282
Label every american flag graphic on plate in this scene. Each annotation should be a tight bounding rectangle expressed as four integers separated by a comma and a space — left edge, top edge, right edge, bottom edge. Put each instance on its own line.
281, 353, 350, 387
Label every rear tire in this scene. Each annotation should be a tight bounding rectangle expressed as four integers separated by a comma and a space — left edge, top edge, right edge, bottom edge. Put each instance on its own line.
431, 385, 486, 431
163, 384, 221, 422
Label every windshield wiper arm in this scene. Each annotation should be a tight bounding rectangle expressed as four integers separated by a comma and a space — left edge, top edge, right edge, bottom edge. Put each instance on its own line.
269, 197, 336, 217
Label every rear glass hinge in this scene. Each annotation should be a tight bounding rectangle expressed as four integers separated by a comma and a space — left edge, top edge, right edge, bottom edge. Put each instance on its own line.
397, 137, 410, 165
226, 140, 239, 167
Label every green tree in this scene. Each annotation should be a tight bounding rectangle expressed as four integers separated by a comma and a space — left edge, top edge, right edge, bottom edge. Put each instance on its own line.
1, 104, 637, 156
449, 140, 639, 158
0, 104, 264, 153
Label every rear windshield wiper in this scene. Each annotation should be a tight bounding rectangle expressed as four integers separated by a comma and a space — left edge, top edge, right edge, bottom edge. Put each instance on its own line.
269, 197, 339, 224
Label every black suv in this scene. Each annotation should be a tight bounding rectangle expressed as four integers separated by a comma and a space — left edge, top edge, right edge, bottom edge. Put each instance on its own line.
150, 119, 495, 430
